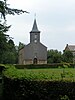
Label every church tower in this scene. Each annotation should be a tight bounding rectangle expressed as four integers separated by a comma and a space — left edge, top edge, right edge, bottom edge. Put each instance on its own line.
19, 18, 47, 65
30, 19, 40, 43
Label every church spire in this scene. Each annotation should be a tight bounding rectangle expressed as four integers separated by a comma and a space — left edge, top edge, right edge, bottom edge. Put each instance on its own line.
30, 18, 40, 33
30, 18, 40, 43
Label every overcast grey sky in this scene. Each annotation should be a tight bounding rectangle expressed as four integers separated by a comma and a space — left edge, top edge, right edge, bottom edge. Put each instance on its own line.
6, 0, 75, 52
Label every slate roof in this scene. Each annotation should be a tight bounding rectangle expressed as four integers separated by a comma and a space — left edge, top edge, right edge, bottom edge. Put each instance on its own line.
30, 19, 40, 33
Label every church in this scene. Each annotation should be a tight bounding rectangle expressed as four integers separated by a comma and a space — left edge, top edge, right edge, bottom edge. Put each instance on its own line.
19, 18, 47, 64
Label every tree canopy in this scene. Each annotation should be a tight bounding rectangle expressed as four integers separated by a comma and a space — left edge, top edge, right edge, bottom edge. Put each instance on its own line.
0, 0, 29, 64
47, 49, 74, 64
62, 50, 73, 63
47, 49, 62, 63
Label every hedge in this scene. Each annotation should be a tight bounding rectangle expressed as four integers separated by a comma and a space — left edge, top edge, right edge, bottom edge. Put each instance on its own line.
15, 63, 75, 69
3, 76, 75, 100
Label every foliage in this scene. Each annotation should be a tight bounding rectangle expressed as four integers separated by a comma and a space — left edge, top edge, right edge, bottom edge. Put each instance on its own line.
59, 95, 70, 100
3, 66, 75, 100
0, 0, 28, 33
47, 49, 62, 63
18, 42, 25, 50
4, 78, 73, 100
3, 68, 75, 100
0, 64, 5, 73
3, 66, 75, 81
0, 0, 29, 20
15, 63, 74, 69
0, 0, 28, 64
15, 64, 63, 69
0, 39, 18, 64
47, 49, 74, 63
62, 50, 73, 63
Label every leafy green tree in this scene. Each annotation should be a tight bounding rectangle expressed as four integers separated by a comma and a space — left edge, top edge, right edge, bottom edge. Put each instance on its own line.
2, 51, 16, 64
2, 39, 18, 64
62, 50, 73, 63
8, 39, 15, 51
0, 0, 29, 20
0, 32, 8, 63
47, 49, 62, 63
0, 0, 29, 63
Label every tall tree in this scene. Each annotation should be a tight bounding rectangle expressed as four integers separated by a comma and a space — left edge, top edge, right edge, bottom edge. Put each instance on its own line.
47, 49, 62, 63
2, 39, 18, 64
62, 50, 73, 63
0, 0, 29, 63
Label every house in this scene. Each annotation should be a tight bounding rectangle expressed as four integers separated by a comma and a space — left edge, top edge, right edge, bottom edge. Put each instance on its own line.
64, 44, 75, 62
19, 18, 47, 64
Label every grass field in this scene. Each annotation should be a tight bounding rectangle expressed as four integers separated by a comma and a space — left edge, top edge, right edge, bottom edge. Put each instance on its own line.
3, 66, 75, 81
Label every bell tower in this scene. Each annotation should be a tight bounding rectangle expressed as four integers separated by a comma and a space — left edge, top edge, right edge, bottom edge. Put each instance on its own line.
30, 18, 40, 43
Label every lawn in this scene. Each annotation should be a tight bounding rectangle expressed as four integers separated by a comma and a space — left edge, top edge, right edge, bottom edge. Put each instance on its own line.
3, 66, 75, 81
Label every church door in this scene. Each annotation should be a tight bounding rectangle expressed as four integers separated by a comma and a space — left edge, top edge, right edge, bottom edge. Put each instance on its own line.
33, 58, 37, 64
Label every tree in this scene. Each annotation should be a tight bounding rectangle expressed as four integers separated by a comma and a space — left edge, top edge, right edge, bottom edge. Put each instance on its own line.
0, 32, 8, 63
18, 42, 25, 50
62, 50, 73, 63
0, 0, 29, 20
8, 39, 15, 51
0, 0, 29, 63
0, 0, 29, 33
2, 39, 18, 64
47, 49, 62, 63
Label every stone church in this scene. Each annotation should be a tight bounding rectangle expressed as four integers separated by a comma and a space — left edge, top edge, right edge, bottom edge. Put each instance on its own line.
19, 18, 47, 64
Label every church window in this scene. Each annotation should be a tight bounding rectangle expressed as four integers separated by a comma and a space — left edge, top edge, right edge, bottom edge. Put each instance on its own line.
34, 34, 37, 39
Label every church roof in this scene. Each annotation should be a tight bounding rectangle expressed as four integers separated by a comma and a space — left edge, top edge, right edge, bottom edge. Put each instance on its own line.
30, 19, 40, 33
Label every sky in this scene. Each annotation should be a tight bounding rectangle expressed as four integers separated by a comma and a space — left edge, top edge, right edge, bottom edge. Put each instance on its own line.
6, 0, 75, 52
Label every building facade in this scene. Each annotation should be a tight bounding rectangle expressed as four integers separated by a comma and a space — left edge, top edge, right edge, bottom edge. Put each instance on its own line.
19, 19, 47, 64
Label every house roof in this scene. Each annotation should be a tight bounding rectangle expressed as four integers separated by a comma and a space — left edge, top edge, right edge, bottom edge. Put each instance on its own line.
65, 44, 75, 51
30, 19, 40, 33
